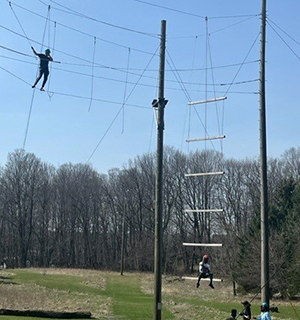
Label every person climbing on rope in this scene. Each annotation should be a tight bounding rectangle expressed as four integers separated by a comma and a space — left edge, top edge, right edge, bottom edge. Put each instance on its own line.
254, 302, 272, 320
240, 301, 252, 320
31, 47, 53, 91
196, 254, 214, 289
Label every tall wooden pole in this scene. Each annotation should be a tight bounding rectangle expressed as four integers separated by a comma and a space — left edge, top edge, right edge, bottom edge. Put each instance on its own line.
259, 0, 270, 305
154, 20, 166, 320
120, 202, 126, 276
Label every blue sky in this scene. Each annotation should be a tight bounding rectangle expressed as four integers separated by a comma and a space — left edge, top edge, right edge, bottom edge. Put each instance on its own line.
0, 0, 299, 173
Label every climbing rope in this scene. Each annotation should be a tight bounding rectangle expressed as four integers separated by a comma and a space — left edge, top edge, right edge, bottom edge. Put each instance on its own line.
23, 91, 35, 148
88, 36, 96, 112
121, 47, 131, 133
47, 20, 57, 98
8, 1, 32, 47
9, 1, 52, 148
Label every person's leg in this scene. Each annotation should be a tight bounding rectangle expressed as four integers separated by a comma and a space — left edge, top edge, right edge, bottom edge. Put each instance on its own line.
196, 273, 203, 288
40, 70, 49, 91
208, 273, 214, 289
32, 70, 43, 88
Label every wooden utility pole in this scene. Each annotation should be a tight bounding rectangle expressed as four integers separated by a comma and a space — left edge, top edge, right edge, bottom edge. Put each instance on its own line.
259, 0, 270, 305
120, 202, 126, 276
153, 20, 166, 320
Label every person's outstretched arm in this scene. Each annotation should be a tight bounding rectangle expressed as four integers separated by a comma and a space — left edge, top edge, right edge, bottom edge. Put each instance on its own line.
31, 46, 38, 56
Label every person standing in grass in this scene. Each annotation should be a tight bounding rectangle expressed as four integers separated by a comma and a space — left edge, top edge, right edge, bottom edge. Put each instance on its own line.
196, 254, 214, 289
240, 301, 252, 320
255, 302, 272, 320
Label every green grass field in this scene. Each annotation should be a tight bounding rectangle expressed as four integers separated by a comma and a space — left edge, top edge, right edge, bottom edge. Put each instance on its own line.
0, 268, 299, 319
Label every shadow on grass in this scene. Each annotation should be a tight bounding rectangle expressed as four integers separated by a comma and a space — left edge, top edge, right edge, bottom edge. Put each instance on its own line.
0, 274, 17, 285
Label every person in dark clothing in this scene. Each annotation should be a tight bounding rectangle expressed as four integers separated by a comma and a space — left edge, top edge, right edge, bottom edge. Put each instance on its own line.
196, 254, 214, 289
240, 301, 252, 320
31, 47, 53, 91
226, 309, 237, 320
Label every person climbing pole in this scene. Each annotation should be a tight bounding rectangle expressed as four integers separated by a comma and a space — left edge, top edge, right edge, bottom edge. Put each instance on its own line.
31, 47, 53, 91
196, 254, 214, 289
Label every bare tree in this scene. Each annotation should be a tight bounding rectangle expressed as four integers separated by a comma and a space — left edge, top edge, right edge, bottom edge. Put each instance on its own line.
0, 150, 46, 267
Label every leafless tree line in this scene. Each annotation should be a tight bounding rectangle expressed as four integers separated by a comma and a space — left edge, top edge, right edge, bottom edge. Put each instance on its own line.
0, 147, 300, 293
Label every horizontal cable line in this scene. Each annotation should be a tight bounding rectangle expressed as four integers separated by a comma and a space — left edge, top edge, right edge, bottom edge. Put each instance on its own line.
35, 0, 159, 38
134, 0, 205, 19
0, 44, 32, 57
0, 24, 158, 71
42, 58, 260, 74
42, 90, 151, 110
220, 79, 258, 86
0, 53, 258, 95
208, 15, 259, 35
168, 15, 259, 39
0, 63, 151, 110
0, 47, 258, 89
133, 0, 258, 20
53, 59, 260, 72
7, 1, 159, 55
0, 25, 259, 74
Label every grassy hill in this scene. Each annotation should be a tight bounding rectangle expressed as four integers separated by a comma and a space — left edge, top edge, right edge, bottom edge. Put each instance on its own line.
0, 268, 299, 319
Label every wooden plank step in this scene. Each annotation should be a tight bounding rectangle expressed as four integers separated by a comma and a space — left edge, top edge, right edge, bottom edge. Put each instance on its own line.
182, 276, 223, 282
188, 96, 227, 105
186, 134, 225, 143
184, 209, 224, 213
185, 171, 224, 177
183, 243, 222, 247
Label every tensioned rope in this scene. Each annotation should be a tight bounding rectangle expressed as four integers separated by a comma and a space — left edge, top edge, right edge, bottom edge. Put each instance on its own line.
267, 19, 300, 61
8, 1, 158, 56
133, 0, 259, 20
0, 64, 150, 110
0, 23, 259, 85
224, 31, 260, 96
0, 44, 32, 57
267, 17, 300, 47
166, 51, 219, 154
88, 37, 96, 112
204, 17, 209, 157
0, 43, 259, 96
206, 17, 224, 154
121, 48, 131, 134
46, 20, 57, 98
183, 35, 198, 152
86, 46, 159, 163
23, 91, 36, 149
8, 2, 51, 148
38, 0, 159, 38
8, 1, 32, 47
167, 52, 218, 155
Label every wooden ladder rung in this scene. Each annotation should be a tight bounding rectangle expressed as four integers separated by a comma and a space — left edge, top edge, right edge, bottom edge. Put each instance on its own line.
182, 276, 223, 282
183, 243, 223, 247
186, 135, 225, 143
184, 209, 224, 213
185, 171, 224, 177
188, 96, 227, 105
